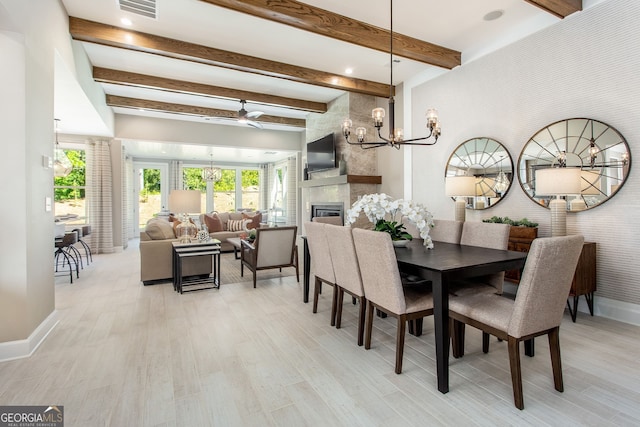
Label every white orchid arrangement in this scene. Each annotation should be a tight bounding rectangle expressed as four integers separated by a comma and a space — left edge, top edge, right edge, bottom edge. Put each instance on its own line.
346, 193, 435, 248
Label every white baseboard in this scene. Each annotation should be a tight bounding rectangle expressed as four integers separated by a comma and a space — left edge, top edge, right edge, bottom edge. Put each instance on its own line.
0, 310, 59, 362
593, 297, 640, 326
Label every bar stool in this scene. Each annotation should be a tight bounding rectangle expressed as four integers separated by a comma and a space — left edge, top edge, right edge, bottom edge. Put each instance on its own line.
54, 231, 80, 283
72, 225, 93, 265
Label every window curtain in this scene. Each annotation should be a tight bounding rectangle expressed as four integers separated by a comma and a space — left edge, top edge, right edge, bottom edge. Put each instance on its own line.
169, 160, 183, 191
86, 140, 114, 254
285, 156, 297, 225
122, 147, 134, 247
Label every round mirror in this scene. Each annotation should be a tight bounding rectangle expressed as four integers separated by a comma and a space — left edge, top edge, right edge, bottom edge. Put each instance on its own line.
518, 118, 631, 211
445, 137, 514, 210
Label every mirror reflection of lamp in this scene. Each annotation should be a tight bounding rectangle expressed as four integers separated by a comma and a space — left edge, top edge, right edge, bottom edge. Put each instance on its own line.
445, 176, 476, 222
535, 167, 581, 236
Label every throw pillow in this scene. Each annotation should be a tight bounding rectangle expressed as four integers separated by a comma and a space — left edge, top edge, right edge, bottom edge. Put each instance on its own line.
203, 213, 223, 232
242, 212, 262, 230
227, 219, 246, 232
144, 219, 175, 240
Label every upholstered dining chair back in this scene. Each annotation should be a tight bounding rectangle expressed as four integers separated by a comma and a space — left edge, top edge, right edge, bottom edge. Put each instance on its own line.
312, 216, 343, 226
460, 221, 511, 293
429, 219, 463, 244
508, 235, 584, 338
352, 228, 406, 314
304, 222, 335, 284
255, 226, 298, 268
325, 225, 363, 298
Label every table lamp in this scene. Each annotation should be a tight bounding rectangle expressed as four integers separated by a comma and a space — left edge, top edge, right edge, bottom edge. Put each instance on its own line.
535, 167, 581, 236
169, 190, 202, 243
445, 176, 476, 222
570, 170, 601, 211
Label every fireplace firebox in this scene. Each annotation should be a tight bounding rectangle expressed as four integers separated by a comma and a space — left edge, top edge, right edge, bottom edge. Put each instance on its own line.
310, 203, 344, 222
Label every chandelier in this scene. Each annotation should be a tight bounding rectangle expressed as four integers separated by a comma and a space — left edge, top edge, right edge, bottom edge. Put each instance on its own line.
342, 0, 441, 149
202, 153, 222, 182
493, 156, 510, 194
53, 118, 73, 177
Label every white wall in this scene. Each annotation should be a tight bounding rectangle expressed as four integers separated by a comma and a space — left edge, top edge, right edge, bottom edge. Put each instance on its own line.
408, 0, 640, 323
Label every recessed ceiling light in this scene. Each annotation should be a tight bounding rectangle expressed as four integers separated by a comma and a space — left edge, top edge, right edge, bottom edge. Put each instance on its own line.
121, 17, 132, 26
345, 68, 353, 75
484, 10, 504, 21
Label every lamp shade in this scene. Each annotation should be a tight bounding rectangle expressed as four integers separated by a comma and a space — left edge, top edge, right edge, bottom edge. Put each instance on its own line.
169, 190, 201, 213
535, 168, 581, 196
445, 176, 476, 197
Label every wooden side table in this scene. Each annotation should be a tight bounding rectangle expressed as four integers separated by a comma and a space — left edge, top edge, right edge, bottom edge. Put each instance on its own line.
172, 239, 221, 293
567, 242, 597, 322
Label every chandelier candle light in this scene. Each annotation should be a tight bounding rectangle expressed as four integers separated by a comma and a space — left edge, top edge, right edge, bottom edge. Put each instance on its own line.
341, 0, 441, 149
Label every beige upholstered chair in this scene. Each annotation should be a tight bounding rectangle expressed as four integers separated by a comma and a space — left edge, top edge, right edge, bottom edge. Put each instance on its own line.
312, 216, 343, 226
449, 235, 584, 410
429, 219, 463, 243
240, 226, 299, 288
304, 222, 338, 326
325, 224, 366, 345
453, 221, 512, 352
458, 221, 511, 294
352, 228, 434, 374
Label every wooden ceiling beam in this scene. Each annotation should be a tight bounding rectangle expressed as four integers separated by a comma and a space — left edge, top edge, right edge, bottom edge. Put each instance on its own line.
198, 0, 460, 70
94, 67, 327, 113
70, 17, 391, 98
106, 95, 306, 128
524, 0, 582, 18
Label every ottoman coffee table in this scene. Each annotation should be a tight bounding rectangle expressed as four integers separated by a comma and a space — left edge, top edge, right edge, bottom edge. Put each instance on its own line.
227, 237, 243, 259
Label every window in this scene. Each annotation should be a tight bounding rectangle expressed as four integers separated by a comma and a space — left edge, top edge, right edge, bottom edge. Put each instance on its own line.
241, 169, 260, 211
214, 169, 237, 212
54, 148, 86, 225
183, 167, 207, 212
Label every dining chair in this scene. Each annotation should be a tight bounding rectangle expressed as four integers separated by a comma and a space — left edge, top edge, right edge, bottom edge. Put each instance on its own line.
240, 225, 299, 288
304, 222, 338, 326
352, 228, 434, 374
312, 216, 343, 226
449, 235, 584, 410
452, 221, 511, 354
429, 219, 463, 243
325, 224, 366, 345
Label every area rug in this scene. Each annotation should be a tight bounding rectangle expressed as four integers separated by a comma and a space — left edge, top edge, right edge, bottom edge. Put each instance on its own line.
219, 252, 297, 285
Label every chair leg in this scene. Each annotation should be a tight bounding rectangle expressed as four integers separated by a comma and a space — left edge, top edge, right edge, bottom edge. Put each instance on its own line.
507, 336, 524, 410
548, 327, 564, 392
252, 271, 257, 288
335, 287, 344, 329
357, 297, 366, 346
395, 315, 407, 374
451, 319, 466, 358
330, 284, 337, 327
364, 300, 374, 350
482, 332, 490, 353
312, 277, 321, 314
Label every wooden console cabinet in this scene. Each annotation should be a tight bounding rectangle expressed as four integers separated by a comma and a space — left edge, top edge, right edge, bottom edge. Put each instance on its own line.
504, 227, 596, 322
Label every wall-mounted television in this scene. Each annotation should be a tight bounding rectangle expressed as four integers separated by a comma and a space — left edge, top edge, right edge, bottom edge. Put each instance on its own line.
306, 133, 337, 172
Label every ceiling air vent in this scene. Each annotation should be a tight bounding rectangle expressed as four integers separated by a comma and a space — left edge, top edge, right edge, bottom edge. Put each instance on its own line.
118, 0, 157, 19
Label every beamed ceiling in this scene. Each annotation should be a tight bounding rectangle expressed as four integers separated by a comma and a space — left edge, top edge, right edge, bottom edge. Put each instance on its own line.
57, 0, 589, 160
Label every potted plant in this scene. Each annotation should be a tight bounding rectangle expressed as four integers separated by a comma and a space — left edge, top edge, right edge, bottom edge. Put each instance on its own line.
346, 193, 435, 248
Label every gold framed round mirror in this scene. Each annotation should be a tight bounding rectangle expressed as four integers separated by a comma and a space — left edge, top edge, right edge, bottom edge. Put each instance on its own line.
445, 137, 514, 210
517, 118, 631, 211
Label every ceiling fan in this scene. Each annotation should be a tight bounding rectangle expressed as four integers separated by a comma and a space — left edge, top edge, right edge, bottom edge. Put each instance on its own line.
207, 99, 265, 129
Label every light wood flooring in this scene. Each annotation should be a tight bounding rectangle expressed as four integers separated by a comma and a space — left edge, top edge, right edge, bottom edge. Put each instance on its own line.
1, 240, 639, 426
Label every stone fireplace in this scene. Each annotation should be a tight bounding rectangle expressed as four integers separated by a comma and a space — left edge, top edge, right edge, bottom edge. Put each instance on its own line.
301, 92, 381, 228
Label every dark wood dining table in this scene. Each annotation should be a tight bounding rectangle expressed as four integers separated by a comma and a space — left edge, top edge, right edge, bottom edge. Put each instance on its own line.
394, 239, 527, 393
